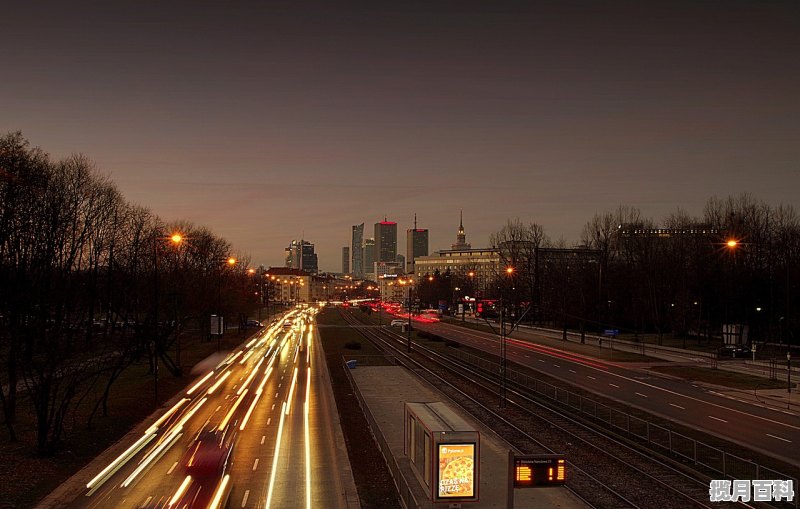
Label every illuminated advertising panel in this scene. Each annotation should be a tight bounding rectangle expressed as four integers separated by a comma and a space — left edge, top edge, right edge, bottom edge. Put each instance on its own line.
436, 443, 476, 499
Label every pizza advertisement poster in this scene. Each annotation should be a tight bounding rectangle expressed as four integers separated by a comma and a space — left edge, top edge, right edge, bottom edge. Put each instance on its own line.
437, 443, 476, 499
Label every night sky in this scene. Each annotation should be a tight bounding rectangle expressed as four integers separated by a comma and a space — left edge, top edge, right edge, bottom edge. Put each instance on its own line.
2, 1, 798, 271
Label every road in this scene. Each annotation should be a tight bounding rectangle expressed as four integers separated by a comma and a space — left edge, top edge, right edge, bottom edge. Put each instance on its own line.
401, 316, 800, 469
70, 307, 349, 509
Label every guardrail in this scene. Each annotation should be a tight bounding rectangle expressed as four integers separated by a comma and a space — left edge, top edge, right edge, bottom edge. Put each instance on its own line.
449, 348, 799, 508
341, 355, 430, 509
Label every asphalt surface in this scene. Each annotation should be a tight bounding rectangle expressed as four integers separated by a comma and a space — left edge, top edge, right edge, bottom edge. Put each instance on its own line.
68, 307, 349, 509
409, 318, 800, 469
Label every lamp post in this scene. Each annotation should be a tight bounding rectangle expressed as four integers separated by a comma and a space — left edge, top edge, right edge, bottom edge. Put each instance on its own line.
400, 278, 415, 353
153, 231, 183, 406
216, 257, 236, 351
500, 266, 514, 408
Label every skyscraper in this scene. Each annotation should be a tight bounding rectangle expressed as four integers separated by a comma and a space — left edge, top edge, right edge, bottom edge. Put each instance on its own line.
351, 223, 364, 278
451, 211, 471, 250
363, 238, 376, 279
406, 214, 429, 273
284, 240, 318, 274
342, 247, 350, 274
374, 219, 397, 263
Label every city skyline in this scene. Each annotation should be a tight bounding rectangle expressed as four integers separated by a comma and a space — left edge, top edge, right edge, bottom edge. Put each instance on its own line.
1, 1, 798, 272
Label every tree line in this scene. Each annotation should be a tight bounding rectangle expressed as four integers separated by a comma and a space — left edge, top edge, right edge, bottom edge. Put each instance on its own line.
417, 196, 799, 347
0, 132, 258, 453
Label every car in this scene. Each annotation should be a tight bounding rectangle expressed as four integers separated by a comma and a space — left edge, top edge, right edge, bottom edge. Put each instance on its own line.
390, 319, 407, 327
717, 344, 751, 358
245, 319, 263, 328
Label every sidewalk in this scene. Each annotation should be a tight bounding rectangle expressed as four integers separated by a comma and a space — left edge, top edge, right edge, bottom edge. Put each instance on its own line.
345, 364, 582, 509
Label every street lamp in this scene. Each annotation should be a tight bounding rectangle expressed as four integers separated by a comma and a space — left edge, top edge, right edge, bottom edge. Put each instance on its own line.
788, 351, 792, 394
215, 257, 236, 351
500, 266, 515, 407
153, 231, 184, 406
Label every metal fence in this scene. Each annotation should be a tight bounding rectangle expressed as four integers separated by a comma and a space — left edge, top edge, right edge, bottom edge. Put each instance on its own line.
341, 356, 429, 509
450, 348, 799, 508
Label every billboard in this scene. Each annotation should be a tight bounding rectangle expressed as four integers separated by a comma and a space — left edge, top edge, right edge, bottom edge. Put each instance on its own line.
437, 443, 476, 499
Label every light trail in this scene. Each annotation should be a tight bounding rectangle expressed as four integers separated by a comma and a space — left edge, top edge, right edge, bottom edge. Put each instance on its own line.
208, 474, 231, 509
239, 350, 254, 364
305, 366, 312, 509
186, 371, 215, 395
168, 475, 192, 507
145, 398, 189, 435
85, 432, 156, 491
285, 367, 299, 415
265, 402, 288, 509
218, 389, 247, 431
207, 371, 231, 394
239, 391, 262, 431
237, 357, 265, 395
176, 397, 207, 428
121, 426, 183, 487
256, 366, 274, 395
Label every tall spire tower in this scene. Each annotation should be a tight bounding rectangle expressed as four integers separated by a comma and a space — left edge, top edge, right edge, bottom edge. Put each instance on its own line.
452, 210, 471, 250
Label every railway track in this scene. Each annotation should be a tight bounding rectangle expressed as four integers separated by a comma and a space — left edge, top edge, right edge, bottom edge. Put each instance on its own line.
341, 309, 756, 509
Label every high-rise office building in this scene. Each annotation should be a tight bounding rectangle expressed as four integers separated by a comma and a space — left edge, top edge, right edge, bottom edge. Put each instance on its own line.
363, 238, 376, 279
284, 240, 318, 274
406, 214, 429, 273
374, 219, 397, 263
351, 223, 364, 278
342, 247, 350, 274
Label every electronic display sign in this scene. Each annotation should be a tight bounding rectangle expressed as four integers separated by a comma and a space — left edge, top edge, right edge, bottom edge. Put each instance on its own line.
437, 443, 476, 499
513, 454, 566, 487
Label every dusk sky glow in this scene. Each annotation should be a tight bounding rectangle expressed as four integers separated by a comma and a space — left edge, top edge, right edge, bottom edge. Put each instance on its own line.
2, 1, 798, 271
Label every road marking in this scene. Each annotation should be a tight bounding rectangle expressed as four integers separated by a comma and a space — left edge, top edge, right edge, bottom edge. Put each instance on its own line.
524, 354, 531, 358
261, 435, 266, 445
709, 416, 728, 423
569, 369, 576, 374
167, 461, 178, 474
242, 489, 250, 507
143, 496, 153, 506
766, 434, 791, 443
271, 403, 275, 410
538, 359, 545, 363
278, 383, 282, 388
275, 392, 279, 398
216, 405, 222, 412
553, 364, 560, 368
635, 392, 648, 398
670, 403, 685, 410
609, 383, 620, 388
587, 376, 596, 380
253, 458, 259, 471
267, 416, 272, 425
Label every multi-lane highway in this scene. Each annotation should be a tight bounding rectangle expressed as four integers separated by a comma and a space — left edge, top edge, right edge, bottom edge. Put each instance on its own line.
408, 317, 800, 468
71, 306, 349, 509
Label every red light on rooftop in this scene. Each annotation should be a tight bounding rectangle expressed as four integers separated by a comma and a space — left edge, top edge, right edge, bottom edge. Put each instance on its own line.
379, 221, 397, 225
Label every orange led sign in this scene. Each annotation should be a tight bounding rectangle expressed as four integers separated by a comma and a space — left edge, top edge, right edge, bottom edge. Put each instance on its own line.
512, 454, 566, 487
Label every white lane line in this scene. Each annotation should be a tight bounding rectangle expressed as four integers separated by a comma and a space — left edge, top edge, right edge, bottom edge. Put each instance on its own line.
242, 489, 250, 507
253, 458, 260, 471
587, 376, 596, 380
261, 435, 266, 445
609, 383, 620, 388
524, 354, 531, 358
766, 434, 792, 443
275, 392, 279, 397
670, 403, 685, 410
271, 404, 276, 410
142, 496, 153, 506
569, 369, 577, 374
635, 392, 648, 398
553, 364, 561, 368
216, 405, 221, 412
167, 461, 178, 474
278, 383, 282, 388
538, 359, 545, 363
709, 416, 728, 423
267, 417, 271, 425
